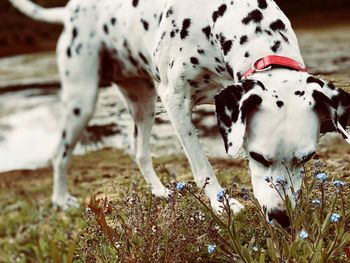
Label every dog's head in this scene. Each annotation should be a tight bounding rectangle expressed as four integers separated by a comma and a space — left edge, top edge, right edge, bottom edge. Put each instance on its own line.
215, 71, 350, 227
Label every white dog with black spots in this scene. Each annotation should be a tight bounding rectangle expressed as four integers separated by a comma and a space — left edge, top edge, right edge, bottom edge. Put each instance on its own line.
10, 0, 350, 227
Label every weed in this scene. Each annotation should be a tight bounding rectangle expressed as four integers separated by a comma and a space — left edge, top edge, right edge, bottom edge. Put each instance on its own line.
78, 159, 350, 262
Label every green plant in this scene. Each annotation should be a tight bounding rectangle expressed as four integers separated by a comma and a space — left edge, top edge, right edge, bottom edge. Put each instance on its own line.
79, 158, 350, 262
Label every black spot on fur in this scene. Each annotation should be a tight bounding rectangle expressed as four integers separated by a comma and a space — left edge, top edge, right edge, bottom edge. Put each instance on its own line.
132, 0, 139, 7
190, 57, 199, 65
307, 76, 324, 87
158, 12, 163, 25
72, 27, 78, 40
180, 18, 191, 39
103, 24, 109, 34
212, 4, 227, 22
257, 0, 268, 9
202, 26, 211, 40
221, 40, 233, 55
139, 52, 149, 65
276, 101, 284, 108
111, 17, 116, 25
226, 63, 234, 78
197, 49, 205, 55
270, 19, 286, 31
75, 43, 82, 54
73, 108, 81, 116
216, 66, 226, 74
66, 47, 71, 58
255, 26, 262, 33
141, 19, 149, 31
240, 35, 248, 45
271, 40, 281, 52
295, 91, 305, 97
242, 9, 263, 24
134, 124, 138, 138
279, 32, 289, 43
128, 55, 138, 67
170, 31, 175, 38
166, 8, 173, 17
62, 131, 66, 139
244, 52, 250, 58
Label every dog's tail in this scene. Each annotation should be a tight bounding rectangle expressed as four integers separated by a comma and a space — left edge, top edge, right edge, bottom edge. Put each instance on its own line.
9, 0, 66, 24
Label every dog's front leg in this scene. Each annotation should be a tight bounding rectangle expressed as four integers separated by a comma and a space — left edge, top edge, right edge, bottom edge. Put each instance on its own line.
158, 82, 243, 214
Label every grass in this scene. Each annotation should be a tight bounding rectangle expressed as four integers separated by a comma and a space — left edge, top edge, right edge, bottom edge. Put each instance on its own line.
0, 144, 350, 262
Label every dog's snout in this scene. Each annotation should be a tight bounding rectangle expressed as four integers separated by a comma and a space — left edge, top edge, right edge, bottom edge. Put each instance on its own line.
268, 209, 290, 229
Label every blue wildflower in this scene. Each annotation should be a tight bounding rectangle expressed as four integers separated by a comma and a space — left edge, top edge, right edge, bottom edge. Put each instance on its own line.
207, 244, 216, 254
299, 230, 308, 240
294, 190, 301, 201
216, 190, 225, 202
330, 213, 341, 223
314, 159, 322, 168
311, 199, 321, 206
276, 176, 286, 186
333, 180, 346, 188
176, 182, 186, 190
315, 172, 327, 182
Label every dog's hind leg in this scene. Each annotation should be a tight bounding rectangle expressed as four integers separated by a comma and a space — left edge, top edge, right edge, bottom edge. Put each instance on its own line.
51, 33, 100, 209
116, 78, 171, 197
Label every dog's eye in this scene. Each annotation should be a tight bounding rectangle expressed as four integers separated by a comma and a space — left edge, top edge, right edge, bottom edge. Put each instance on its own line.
249, 152, 272, 167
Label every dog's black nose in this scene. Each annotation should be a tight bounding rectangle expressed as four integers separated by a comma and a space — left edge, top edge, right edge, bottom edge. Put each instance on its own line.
268, 209, 290, 229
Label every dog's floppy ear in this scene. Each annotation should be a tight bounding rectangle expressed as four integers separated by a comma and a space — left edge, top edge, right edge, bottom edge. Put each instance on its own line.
214, 80, 263, 157
308, 76, 350, 143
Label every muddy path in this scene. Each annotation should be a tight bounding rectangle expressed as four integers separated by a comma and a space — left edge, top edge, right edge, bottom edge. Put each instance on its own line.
0, 25, 349, 172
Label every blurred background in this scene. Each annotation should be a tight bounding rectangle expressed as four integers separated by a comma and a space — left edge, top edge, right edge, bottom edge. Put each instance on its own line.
1, 0, 350, 56
0, 0, 349, 172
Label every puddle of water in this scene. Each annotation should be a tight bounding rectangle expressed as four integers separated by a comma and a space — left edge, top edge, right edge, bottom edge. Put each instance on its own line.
0, 84, 226, 172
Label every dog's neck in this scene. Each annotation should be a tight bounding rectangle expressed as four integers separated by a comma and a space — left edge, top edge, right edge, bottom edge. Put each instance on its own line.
210, 6, 304, 82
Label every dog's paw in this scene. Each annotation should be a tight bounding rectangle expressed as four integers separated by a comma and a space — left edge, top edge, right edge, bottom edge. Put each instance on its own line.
52, 193, 79, 210
211, 197, 244, 215
152, 187, 173, 198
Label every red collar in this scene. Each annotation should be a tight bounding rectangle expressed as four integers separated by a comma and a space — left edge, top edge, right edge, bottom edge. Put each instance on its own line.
242, 55, 307, 79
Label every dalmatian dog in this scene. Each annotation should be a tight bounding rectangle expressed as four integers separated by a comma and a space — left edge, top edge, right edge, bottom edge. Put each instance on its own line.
10, 0, 350, 226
